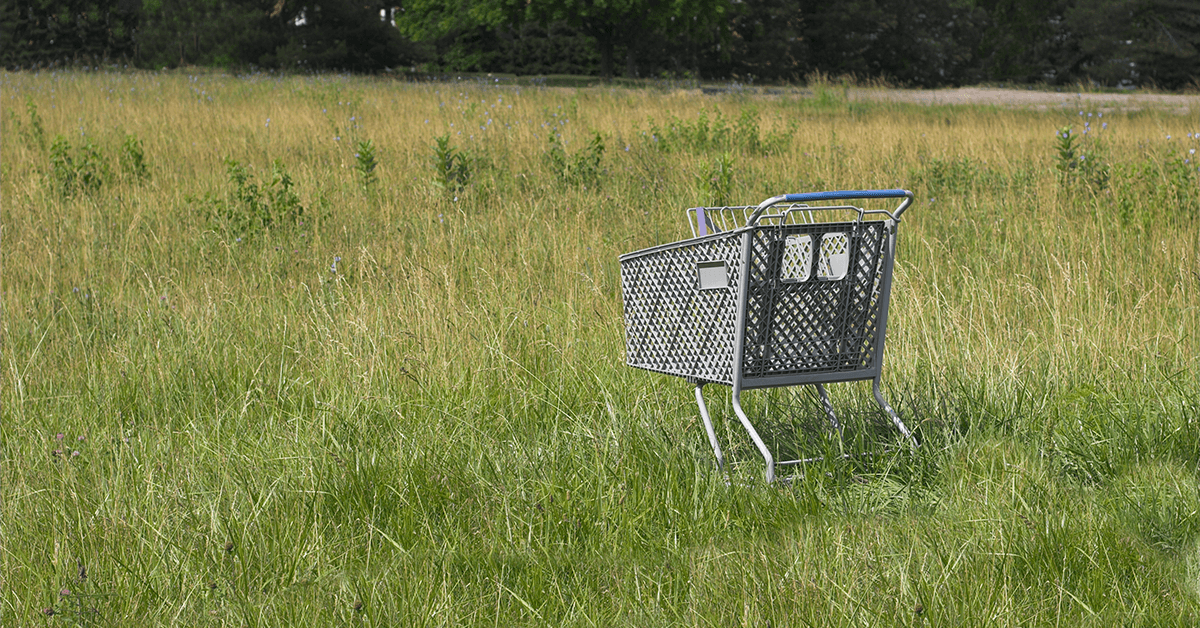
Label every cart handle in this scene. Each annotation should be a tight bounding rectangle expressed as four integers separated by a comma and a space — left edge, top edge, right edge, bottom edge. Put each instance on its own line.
746, 189, 914, 226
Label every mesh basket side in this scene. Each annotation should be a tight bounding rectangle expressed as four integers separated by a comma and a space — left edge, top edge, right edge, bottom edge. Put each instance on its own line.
741, 221, 890, 379
620, 233, 743, 384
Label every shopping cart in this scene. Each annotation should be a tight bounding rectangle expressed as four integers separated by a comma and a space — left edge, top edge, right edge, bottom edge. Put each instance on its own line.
619, 190, 918, 482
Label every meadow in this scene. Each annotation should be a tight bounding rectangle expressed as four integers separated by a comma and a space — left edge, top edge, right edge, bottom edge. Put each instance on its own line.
2, 70, 1199, 626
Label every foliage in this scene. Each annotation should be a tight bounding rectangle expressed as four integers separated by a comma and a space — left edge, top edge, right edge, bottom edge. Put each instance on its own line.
642, 107, 786, 156
0, 0, 138, 68
804, 0, 990, 86
264, 0, 425, 72
1113, 146, 1200, 226
119, 134, 149, 182
415, 0, 730, 78
911, 156, 1010, 198
702, 152, 736, 206
1054, 126, 1110, 191
1060, 0, 1200, 88
718, 0, 807, 81
208, 158, 305, 239
545, 130, 605, 186
976, 0, 1084, 83
24, 97, 46, 151
48, 134, 108, 196
354, 139, 378, 190
432, 133, 472, 191
47, 135, 75, 194
496, 20, 602, 76
263, 160, 304, 223
1054, 127, 1079, 179
131, 0, 263, 69
3, 0, 1198, 87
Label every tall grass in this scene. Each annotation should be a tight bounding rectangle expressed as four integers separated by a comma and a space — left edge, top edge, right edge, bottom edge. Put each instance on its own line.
2, 70, 1199, 625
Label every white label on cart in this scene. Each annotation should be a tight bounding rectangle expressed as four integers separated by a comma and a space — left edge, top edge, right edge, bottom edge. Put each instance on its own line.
781, 234, 813, 282
818, 233, 849, 280
696, 261, 729, 290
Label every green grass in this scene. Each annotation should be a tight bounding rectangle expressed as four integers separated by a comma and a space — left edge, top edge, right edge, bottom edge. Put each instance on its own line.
2, 70, 1199, 626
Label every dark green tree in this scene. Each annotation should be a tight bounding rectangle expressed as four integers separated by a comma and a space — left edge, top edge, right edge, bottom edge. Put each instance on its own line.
263, 0, 422, 71
0, 0, 139, 68
724, 0, 808, 82
1062, 0, 1200, 88
528, 0, 729, 78
801, 0, 991, 86
975, 0, 1071, 83
133, 0, 266, 68
496, 21, 600, 75
393, 0, 514, 70
873, 0, 991, 86
398, 0, 729, 78
801, 0, 891, 78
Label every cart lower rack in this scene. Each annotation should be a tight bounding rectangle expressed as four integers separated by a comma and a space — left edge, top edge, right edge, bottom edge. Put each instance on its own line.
619, 190, 918, 482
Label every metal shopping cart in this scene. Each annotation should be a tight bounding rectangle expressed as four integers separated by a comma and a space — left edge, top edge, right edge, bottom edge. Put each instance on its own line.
619, 190, 918, 482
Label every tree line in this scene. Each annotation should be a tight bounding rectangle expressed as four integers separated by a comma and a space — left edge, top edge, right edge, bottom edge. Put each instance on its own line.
3, 0, 1198, 88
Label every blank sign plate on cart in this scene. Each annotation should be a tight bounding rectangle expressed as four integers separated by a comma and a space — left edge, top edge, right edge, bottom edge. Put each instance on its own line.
696, 261, 729, 290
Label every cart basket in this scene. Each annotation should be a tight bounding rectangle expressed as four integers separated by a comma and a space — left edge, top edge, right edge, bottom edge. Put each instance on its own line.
618, 190, 918, 482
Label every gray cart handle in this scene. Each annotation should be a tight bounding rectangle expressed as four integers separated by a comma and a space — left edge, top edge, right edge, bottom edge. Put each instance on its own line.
747, 189, 914, 226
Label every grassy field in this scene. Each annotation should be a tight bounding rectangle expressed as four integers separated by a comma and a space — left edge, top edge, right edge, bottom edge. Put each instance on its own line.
2, 70, 1199, 626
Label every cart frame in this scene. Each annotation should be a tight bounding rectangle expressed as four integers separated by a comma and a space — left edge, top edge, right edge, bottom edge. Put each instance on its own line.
619, 190, 918, 483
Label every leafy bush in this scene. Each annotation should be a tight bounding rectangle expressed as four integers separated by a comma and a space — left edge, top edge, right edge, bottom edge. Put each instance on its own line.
702, 152, 735, 206
1113, 153, 1200, 226
546, 131, 605, 186
911, 155, 1009, 198
25, 97, 46, 151
1054, 126, 1109, 191
265, 160, 304, 224
48, 136, 75, 194
354, 139, 378, 190
432, 134, 472, 192
206, 158, 305, 239
641, 107, 788, 156
48, 134, 108, 196
120, 134, 150, 182
76, 139, 108, 192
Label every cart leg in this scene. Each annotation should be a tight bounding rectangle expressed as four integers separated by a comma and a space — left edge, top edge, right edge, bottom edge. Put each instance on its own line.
731, 386, 776, 483
873, 377, 918, 447
815, 384, 842, 436
694, 384, 724, 471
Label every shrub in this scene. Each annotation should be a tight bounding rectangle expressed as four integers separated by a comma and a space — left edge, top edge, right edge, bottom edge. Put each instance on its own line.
641, 107, 788, 156
702, 152, 735, 206
546, 131, 604, 186
354, 139, 379, 190
25, 97, 46, 151
120, 134, 150, 182
48, 134, 108, 196
1055, 126, 1109, 191
206, 158, 305, 239
432, 134, 471, 192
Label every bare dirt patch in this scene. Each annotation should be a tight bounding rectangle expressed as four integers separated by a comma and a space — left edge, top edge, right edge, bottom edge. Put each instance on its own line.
849, 86, 1199, 113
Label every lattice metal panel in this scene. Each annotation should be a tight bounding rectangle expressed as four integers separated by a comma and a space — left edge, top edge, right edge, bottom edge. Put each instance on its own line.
741, 221, 889, 379
620, 232, 743, 384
